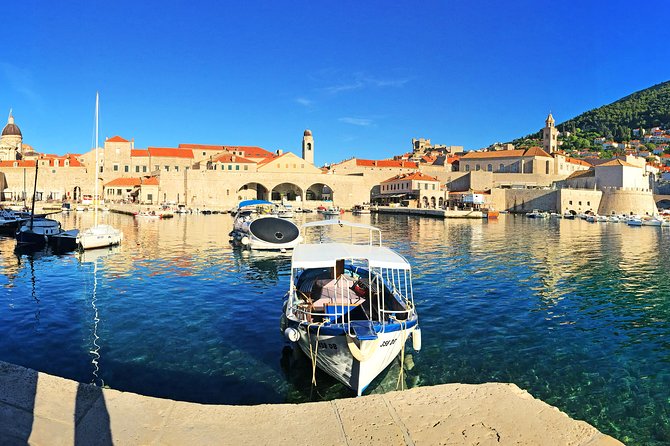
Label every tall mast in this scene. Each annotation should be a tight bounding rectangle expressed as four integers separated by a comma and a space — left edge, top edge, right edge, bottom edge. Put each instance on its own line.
94, 92, 99, 227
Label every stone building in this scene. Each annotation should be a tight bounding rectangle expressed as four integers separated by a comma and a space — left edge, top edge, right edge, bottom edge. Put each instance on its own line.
542, 113, 559, 154
0, 112, 23, 161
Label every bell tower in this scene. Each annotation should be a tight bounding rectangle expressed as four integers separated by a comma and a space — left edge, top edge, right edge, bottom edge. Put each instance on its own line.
543, 113, 558, 154
302, 129, 314, 165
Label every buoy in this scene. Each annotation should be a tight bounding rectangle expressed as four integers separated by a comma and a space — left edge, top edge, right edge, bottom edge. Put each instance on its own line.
412, 327, 422, 351
284, 327, 300, 343
240, 236, 249, 245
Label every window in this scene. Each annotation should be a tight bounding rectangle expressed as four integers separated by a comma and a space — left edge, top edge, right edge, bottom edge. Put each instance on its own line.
465, 165, 470, 172
113, 164, 119, 171
235, 165, 240, 170
244, 165, 248, 170
99, 166, 103, 173
116, 189, 121, 195
500, 164, 504, 172
202, 152, 206, 156
579, 201, 582, 205
165, 166, 170, 172
228, 165, 232, 170
175, 166, 179, 172
569, 200, 573, 205
487, 164, 492, 172
432, 184, 436, 190
124, 165, 129, 173
587, 201, 590, 206
147, 193, 153, 202
154, 165, 159, 171
143, 166, 147, 173
475, 164, 481, 171
135, 166, 140, 173
546, 160, 550, 174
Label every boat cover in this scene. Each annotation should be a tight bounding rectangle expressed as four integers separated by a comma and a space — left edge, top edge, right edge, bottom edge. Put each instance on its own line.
292, 243, 410, 270
238, 199, 274, 208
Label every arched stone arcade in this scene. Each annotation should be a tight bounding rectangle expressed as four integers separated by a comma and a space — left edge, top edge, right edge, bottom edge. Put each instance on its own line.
237, 182, 269, 201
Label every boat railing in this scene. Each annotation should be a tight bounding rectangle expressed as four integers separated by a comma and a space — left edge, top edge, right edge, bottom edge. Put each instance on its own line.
301, 219, 383, 246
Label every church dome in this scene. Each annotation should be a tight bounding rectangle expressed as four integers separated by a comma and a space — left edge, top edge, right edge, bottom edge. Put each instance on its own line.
304, 129, 312, 137
2, 122, 21, 137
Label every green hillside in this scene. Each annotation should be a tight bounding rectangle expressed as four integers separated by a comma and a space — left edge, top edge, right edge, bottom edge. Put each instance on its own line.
512, 80, 670, 152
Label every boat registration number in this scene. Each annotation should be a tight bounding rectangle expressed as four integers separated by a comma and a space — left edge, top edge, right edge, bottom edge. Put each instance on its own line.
318, 342, 337, 350
380, 339, 397, 348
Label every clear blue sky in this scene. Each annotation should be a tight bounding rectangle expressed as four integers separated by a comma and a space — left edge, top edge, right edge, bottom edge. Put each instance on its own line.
2, 0, 669, 165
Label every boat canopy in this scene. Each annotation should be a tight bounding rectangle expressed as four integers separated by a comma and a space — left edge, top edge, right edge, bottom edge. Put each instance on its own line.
292, 242, 411, 270
238, 199, 274, 208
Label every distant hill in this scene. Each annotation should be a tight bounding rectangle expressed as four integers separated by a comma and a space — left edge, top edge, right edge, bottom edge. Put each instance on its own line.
512, 80, 670, 150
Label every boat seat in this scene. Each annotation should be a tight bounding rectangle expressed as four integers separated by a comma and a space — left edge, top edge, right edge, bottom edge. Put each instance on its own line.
351, 320, 378, 341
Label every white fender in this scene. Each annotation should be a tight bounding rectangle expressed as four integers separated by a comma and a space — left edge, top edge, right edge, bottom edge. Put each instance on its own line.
284, 327, 300, 343
240, 236, 250, 245
412, 327, 422, 351
346, 335, 379, 362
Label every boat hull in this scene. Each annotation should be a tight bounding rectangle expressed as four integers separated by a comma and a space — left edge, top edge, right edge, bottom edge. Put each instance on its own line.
78, 225, 123, 250
292, 320, 417, 396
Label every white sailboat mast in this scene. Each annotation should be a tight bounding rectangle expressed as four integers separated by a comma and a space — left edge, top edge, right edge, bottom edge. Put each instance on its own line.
94, 92, 99, 227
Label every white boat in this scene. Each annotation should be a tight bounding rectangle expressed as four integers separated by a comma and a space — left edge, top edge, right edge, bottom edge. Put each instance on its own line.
323, 206, 344, 216
627, 216, 642, 226
77, 93, 123, 251
641, 216, 663, 227
596, 215, 608, 222
352, 204, 371, 215
585, 214, 596, 222
562, 211, 575, 220
526, 209, 548, 218
281, 220, 420, 396
229, 200, 302, 251
0, 208, 29, 235
608, 216, 620, 223
275, 205, 295, 219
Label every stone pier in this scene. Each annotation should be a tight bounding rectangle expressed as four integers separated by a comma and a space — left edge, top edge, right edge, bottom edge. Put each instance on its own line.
0, 361, 623, 445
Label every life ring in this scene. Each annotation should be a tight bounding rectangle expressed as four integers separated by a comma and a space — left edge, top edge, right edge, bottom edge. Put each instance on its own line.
346, 335, 378, 362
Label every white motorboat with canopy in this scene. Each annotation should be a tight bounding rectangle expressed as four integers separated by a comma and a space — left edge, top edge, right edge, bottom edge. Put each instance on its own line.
229, 199, 302, 251
281, 219, 420, 396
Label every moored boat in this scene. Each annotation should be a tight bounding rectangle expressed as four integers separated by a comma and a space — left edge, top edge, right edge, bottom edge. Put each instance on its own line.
526, 209, 549, 218
281, 220, 420, 396
323, 206, 344, 216
352, 204, 371, 215
230, 200, 302, 251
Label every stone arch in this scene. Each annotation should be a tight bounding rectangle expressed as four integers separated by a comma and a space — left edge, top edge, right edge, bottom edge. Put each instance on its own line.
430, 196, 436, 208
270, 182, 303, 202
306, 183, 333, 202
438, 197, 444, 208
238, 182, 269, 201
422, 196, 429, 207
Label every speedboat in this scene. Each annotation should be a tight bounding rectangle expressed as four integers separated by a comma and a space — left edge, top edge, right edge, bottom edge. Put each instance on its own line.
77, 224, 123, 250
275, 205, 295, 219
627, 216, 642, 226
0, 209, 30, 235
608, 216, 620, 223
16, 218, 79, 252
641, 216, 663, 227
229, 200, 302, 251
281, 220, 421, 396
323, 206, 344, 216
526, 209, 548, 218
352, 204, 371, 215
596, 215, 608, 222
562, 211, 575, 220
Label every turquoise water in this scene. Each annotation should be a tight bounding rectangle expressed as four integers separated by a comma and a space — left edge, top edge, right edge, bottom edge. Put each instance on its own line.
0, 211, 668, 444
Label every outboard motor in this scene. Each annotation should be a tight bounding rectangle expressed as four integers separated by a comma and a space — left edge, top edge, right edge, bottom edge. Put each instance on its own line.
249, 217, 300, 245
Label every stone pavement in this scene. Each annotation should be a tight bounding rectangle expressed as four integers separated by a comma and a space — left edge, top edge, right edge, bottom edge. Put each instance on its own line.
0, 361, 623, 445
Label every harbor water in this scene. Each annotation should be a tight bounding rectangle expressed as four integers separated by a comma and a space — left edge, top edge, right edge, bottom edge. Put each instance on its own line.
0, 211, 668, 445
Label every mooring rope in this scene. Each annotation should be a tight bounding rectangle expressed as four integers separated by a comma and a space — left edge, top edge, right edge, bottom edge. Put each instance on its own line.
307, 322, 324, 386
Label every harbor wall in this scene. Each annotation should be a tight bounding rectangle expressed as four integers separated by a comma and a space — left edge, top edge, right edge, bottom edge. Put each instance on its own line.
598, 188, 659, 216
0, 360, 622, 445
489, 189, 604, 214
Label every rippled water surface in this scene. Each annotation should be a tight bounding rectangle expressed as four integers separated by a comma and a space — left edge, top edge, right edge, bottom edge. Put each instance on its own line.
1, 211, 669, 445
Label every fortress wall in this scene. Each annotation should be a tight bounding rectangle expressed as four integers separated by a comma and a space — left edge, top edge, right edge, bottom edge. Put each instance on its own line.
597, 188, 659, 216
558, 189, 602, 214
0, 166, 91, 201
490, 189, 558, 213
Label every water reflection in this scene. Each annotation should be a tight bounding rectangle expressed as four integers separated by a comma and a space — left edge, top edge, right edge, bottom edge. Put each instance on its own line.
0, 212, 668, 444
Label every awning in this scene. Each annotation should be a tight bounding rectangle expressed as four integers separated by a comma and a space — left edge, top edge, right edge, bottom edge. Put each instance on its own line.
292, 243, 411, 270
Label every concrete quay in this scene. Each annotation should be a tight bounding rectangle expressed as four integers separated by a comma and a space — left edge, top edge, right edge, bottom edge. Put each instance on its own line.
373, 206, 484, 219
0, 361, 623, 445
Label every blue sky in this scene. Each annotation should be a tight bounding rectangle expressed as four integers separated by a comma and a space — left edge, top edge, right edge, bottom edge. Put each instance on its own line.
2, 0, 669, 165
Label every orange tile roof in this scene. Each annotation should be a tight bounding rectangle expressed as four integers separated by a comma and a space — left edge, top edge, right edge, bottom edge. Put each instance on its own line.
522, 146, 552, 157
147, 147, 194, 158
104, 177, 142, 187
598, 159, 639, 168
213, 153, 255, 163
227, 146, 275, 159
131, 149, 149, 157
142, 176, 159, 185
107, 136, 129, 143
446, 156, 459, 164
0, 160, 36, 167
355, 159, 418, 168
178, 143, 225, 151
461, 149, 526, 159
382, 172, 440, 183
104, 176, 159, 187
565, 157, 592, 167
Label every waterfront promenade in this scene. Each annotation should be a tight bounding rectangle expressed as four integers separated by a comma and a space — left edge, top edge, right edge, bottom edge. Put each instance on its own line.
0, 361, 622, 445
